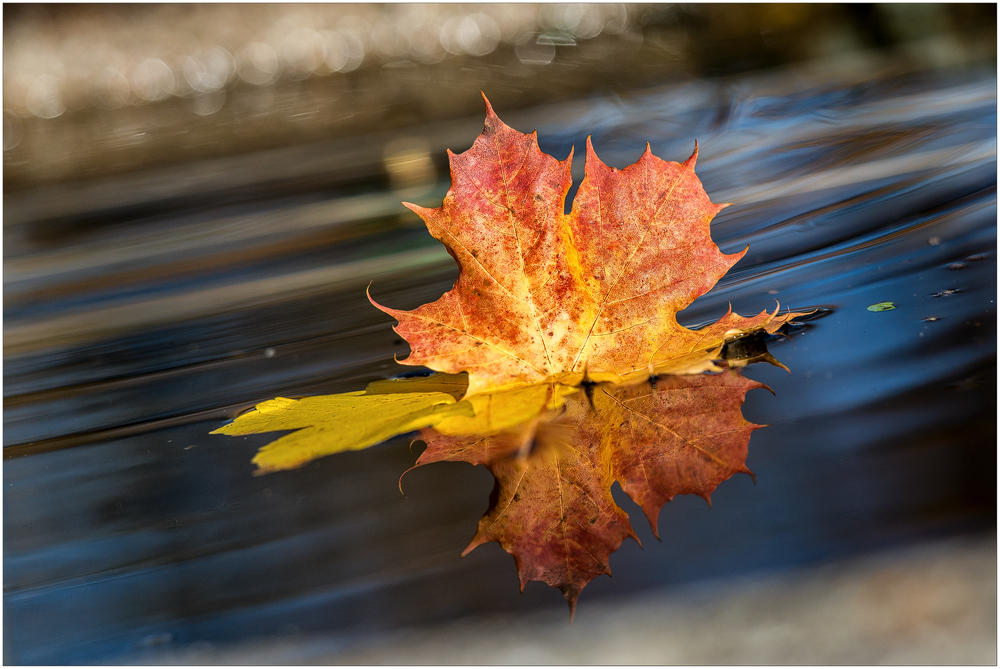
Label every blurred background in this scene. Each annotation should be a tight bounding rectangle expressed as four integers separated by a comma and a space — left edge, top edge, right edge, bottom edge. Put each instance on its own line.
4, 3, 996, 664
4, 3, 996, 188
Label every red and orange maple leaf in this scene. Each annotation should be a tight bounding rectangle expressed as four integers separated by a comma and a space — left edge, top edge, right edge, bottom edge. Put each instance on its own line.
369, 95, 804, 613
369, 95, 794, 394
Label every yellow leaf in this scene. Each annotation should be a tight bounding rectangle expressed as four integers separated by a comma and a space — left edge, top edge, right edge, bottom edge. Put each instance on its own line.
212, 389, 472, 474
212, 373, 587, 474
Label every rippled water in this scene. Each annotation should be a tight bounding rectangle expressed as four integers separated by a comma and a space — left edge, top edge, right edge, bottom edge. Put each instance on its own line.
4, 64, 996, 664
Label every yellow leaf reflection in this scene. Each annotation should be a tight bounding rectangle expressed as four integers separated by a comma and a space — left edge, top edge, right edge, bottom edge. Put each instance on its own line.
212, 383, 471, 474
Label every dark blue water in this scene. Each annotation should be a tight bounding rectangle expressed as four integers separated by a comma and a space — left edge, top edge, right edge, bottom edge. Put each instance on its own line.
4, 65, 995, 664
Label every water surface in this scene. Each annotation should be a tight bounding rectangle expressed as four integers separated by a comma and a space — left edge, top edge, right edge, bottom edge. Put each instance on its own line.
4, 63, 995, 664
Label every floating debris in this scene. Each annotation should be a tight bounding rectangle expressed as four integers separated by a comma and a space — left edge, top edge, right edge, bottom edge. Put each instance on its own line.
932, 289, 960, 297
947, 262, 966, 270
867, 302, 896, 312
922, 316, 942, 322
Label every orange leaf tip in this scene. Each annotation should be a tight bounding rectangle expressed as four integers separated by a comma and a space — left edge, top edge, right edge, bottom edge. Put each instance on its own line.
683, 139, 699, 168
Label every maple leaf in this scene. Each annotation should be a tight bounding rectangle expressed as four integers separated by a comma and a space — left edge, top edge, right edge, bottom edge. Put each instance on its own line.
363, 95, 807, 613
369, 94, 796, 394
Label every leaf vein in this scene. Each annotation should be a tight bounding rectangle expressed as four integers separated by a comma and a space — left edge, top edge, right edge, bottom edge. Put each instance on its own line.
603, 390, 731, 469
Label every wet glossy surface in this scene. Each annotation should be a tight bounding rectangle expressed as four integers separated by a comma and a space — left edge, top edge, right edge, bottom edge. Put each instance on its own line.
4, 64, 996, 663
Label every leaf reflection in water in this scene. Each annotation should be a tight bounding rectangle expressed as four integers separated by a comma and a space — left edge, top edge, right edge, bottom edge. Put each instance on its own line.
214, 332, 797, 615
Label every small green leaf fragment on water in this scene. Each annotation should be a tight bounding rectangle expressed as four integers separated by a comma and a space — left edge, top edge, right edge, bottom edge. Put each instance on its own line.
867, 301, 896, 312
